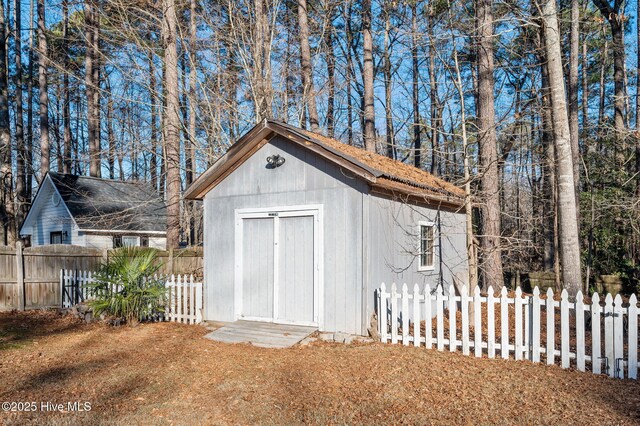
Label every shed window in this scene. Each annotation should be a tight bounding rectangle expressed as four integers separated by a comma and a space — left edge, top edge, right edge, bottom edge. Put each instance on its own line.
50, 231, 63, 245
113, 236, 123, 248
140, 236, 149, 247
419, 222, 435, 270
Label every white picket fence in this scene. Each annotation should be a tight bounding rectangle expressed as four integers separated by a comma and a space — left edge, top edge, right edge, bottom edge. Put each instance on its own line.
60, 270, 203, 324
378, 283, 639, 380
165, 274, 203, 324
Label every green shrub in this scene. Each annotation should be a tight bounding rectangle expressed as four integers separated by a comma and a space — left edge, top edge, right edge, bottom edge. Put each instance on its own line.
88, 247, 168, 324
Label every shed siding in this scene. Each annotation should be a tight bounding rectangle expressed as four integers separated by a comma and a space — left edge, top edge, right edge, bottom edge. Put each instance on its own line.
364, 195, 468, 327
203, 135, 365, 335
27, 180, 82, 246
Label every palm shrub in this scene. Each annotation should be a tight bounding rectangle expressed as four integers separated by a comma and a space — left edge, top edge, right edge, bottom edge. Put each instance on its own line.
88, 247, 168, 324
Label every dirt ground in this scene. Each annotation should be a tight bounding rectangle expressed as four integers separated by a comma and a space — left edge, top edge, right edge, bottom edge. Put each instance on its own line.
1, 311, 639, 425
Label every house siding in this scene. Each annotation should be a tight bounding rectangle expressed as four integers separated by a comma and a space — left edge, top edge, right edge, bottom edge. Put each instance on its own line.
203, 135, 366, 335
27, 179, 82, 246
82, 234, 166, 250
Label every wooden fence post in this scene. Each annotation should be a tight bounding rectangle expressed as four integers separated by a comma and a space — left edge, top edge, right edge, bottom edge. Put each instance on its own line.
168, 248, 174, 276
16, 241, 25, 311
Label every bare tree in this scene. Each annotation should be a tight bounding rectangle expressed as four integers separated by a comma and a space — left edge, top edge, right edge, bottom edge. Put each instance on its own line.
592, 0, 626, 153
297, 0, 319, 131
540, 0, 583, 296
362, 0, 375, 151
163, 0, 181, 248
637, 0, 640, 192
38, 0, 49, 177
383, 0, 394, 159
14, 0, 27, 228
476, 0, 504, 290
324, 4, 336, 138
568, 0, 580, 209
0, 0, 15, 244
411, 1, 420, 166
85, 0, 101, 177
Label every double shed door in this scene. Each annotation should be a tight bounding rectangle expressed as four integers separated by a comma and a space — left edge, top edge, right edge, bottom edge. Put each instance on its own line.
237, 207, 320, 326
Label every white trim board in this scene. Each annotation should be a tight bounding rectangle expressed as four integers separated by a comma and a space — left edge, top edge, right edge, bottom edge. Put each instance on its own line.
234, 204, 324, 330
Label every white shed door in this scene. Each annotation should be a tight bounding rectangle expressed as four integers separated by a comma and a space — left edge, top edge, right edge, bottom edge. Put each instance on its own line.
276, 216, 314, 324
238, 208, 319, 326
241, 218, 274, 319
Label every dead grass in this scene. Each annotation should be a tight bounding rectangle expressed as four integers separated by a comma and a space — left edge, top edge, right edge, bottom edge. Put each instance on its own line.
1, 311, 639, 425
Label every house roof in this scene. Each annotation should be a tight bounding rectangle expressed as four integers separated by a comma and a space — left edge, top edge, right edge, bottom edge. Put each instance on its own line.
43, 172, 167, 233
184, 120, 465, 207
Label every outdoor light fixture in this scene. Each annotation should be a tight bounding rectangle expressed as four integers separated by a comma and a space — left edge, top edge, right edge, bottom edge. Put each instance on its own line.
266, 154, 285, 168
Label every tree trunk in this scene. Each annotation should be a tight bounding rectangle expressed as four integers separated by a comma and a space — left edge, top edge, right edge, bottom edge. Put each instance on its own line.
37, 0, 49, 177
149, 49, 158, 191
85, 0, 101, 177
325, 12, 335, 138
185, 0, 197, 187
411, 2, 420, 167
428, 7, 439, 175
476, 0, 504, 290
581, 29, 588, 137
62, 0, 71, 174
592, 0, 626, 157
361, 0, 375, 152
0, 0, 15, 244
106, 88, 115, 179
186, 0, 197, 244
85, 0, 94, 175
540, 53, 557, 272
569, 0, 580, 211
637, 0, 640, 193
26, 0, 34, 196
542, 0, 583, 296
383, 2, 394, 159
163, 0, 181, 249
452, 40, 478, 290
253, 0, 272, 121
14, 0, 27, 229
344, 1, 354, 145
297, 0, 319, 131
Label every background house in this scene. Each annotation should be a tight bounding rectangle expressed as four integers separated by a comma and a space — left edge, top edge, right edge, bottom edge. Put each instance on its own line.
20, 172, 167, 249
185, 120, 469, 336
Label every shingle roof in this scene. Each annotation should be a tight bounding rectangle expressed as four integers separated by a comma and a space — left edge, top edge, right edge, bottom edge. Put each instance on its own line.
288, 125, 466, 199
184, 120, 466, 207
48, 172, 167, 232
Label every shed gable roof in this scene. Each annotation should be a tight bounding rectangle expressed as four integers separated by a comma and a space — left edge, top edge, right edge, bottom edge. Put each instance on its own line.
24, 172, 167, 233
184, 120, 465, 207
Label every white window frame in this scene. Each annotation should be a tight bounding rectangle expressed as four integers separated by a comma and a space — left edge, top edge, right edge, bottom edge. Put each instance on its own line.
418, 221, 436, 271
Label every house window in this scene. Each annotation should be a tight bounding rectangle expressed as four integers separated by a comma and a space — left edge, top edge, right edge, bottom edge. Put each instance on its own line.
140, 236, 149, 247
113, 236, 123, 248
418, 222, 435, 270
122, 236, 138, 247
50, 231, 63, 244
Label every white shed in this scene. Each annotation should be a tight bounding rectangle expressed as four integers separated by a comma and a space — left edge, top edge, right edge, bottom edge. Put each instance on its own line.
185, 120, 469, 336
20, 172, 167, 250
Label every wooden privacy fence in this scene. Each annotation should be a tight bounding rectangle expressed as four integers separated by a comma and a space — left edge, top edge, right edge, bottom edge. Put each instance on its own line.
0, 244, 203, 311
60, 270, 203, 324
377, 283, 639, 380
1, 244, 103, 310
